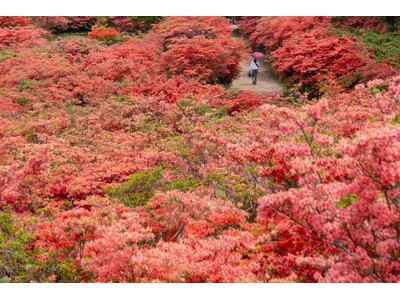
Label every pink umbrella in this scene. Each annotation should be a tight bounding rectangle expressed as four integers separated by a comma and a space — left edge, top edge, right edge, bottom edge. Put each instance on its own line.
251, 52, 265, 60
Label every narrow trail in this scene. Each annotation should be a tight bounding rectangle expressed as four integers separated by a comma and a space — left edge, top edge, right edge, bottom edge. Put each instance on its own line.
230, 25, 283, 94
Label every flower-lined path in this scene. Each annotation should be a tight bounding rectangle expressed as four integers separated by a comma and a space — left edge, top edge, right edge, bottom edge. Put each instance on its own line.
230, 25, 283, 93
231, 58, 284, 93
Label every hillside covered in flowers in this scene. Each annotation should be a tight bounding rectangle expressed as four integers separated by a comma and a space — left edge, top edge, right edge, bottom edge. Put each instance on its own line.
0, 16, 399, 283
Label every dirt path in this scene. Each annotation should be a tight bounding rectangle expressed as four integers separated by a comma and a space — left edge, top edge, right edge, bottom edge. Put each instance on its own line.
230, 25, 283, 94
232, 59, 283, 93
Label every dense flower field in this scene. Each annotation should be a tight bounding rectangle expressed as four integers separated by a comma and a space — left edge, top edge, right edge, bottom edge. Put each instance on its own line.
0, 16, 399, 283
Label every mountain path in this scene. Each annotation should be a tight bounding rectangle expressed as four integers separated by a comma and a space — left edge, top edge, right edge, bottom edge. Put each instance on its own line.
230, 25, 283, 93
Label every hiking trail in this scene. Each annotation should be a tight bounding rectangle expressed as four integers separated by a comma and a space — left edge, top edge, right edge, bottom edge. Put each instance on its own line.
230, 24, 283, 94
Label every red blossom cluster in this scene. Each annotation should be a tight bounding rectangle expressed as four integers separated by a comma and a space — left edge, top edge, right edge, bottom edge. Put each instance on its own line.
248, 17, 331, 52
0, 26, 47, 50
235, 17, 260, 39
88, 25, 121, 43
270, 29, 366, 94
154, 17, 246, 85
0, 17, 30, 27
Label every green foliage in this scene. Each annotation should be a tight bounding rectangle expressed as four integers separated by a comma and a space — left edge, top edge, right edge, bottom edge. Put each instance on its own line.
24, 129, 39, 144
176, 97, 228, 123
130, 16, 163, 32
391, 113, 400, 125
216, 187, 227, 198
106, 166, 203, 208
0, 276, 11, 283
340, 72, 363, 88
113, 95, 135, 103
334, 28, 400, 68
106, 167, 164, 208
336, 194, 358, 208
204, 169, 265, 220
55, 258, 83, 282
165, 177, 201, 191
362, 31, 400, 67
13, 97, 30, 107
0, 50, 18, 62
17, 79, 38, 91
382, 17, 399, 32
371, 84, 389, 94
209, 106, 229, 120
178, 98, 212, 118
54, 31, 89, 38
224, 86, 241, 98
367, 116, 380, 123
0, 209, 37, 282
67, 105, 78, 128
232, 28, 241, 38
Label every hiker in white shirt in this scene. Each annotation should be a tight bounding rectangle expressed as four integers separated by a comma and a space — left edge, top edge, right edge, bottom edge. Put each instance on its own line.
249, 59, 259, 85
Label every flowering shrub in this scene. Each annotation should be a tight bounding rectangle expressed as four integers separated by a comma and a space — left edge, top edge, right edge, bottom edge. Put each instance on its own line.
220, 90, 267, 114
160, 36, 245, 85
88, 25, 121, 44
237, 17, 261, 38
270, 29, 366, 95
155, 17, 245, 85
0, 17, 30, 27
249, 17, 331, 52
0, 26, 47, 50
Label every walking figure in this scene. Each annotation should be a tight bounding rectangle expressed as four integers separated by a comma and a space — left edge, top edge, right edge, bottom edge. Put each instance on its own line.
249, 58, 259, 85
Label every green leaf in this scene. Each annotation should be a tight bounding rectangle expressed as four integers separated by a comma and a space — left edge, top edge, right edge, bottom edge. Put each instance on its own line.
216, 187, 226, 198
336, 194, 357, 208
391, 113, 400, 125
0, 277, 11, 283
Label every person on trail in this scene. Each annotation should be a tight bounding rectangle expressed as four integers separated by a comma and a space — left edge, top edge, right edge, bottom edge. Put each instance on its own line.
249, 58, 259, 85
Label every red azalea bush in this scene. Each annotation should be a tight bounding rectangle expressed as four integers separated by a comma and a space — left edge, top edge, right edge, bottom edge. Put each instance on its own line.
249, 17, 331, 52
270, 29, 366, 95
155, 17, 245, 85
30, 17, 69, 32
160, 36, 245, 85
237, 17, 261, 38
0, 17, 30, 27
153, 16, 233, 47
0, 26, 48, 50
214, 90, 270, 114
88, 25, 121, 44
